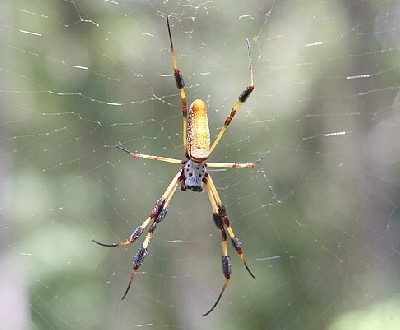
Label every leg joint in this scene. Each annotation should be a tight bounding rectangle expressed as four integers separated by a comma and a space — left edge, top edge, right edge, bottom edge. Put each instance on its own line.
156, 208, 167, 222
238, 85, 254, 103
213, 213, 224, 230
150, 198, 165, 219
174, 69, 185, 89
129, 226, 144, 242
221, 256, 232, 279
225, 116, 233, 125
218, 205, 229, 225
133, 247, 148, 270
231, 237, 243, 254
149, 222, 158, 233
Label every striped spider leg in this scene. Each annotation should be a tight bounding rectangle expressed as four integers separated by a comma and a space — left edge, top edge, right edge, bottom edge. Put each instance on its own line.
201, 174, 256, 316
93, 170, 182, 299
209, 38, 255, 154
167, 16, 189, 157
206, 156, 264, 169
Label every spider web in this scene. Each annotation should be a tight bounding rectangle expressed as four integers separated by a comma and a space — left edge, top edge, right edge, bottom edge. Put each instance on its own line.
2, 0, 400, 329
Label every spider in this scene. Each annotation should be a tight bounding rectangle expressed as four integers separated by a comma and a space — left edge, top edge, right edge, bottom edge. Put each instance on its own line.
93, 17, 260, 316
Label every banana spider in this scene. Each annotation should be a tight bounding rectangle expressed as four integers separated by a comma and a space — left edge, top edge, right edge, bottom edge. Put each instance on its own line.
93, 17, 260, 316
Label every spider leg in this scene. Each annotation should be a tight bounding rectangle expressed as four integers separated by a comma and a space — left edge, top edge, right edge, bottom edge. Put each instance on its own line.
92, 170, 182, 248
206, 156, 264, 169
209, 39, 255, 154
204, 175, 256, 279
92, 216, 152, 248
203, 266, 230, 316
115, 143, 182, 165
202, 185, 231, 316
167, 16, 189, 157
121, 170, 181, 300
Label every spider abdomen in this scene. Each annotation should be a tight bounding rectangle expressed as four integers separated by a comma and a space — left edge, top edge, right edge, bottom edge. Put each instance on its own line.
182, 159, 207, 192
187, 99, 210, 162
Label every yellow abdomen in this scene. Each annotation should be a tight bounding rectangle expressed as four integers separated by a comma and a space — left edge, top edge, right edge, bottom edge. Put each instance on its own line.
187, 99, 210, 162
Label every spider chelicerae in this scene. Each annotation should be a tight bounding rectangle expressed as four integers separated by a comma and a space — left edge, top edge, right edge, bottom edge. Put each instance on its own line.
93, 17, 261, 316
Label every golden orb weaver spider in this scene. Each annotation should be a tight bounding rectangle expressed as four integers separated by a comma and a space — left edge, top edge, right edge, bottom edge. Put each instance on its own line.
93, 17, 261, 316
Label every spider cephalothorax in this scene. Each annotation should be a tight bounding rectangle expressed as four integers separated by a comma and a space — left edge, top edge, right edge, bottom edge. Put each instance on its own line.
181, 159, 207, 191
93, 16, 260, 316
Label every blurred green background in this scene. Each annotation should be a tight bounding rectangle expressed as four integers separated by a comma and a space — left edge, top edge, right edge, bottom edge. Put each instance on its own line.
1, 0, 400, 329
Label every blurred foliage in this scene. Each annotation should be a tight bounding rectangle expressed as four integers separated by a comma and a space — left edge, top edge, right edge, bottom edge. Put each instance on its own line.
2, 0, 400, 329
